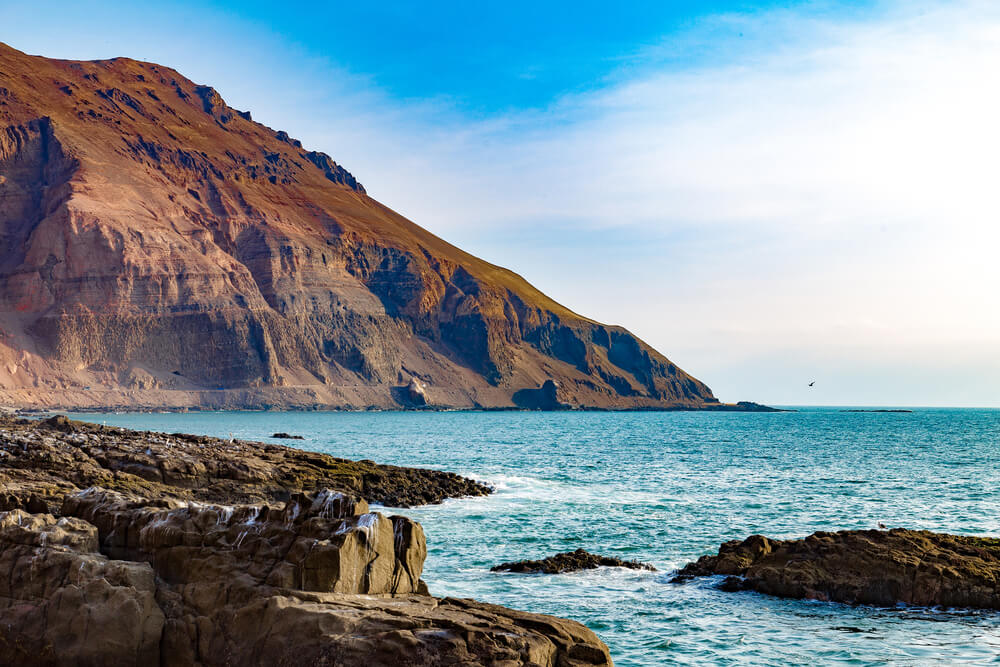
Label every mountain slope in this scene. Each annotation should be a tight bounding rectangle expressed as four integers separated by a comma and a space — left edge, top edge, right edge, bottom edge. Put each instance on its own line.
0, 42, 718, 410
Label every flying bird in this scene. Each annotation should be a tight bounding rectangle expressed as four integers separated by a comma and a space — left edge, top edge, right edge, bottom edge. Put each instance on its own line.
808, 381, 815, 387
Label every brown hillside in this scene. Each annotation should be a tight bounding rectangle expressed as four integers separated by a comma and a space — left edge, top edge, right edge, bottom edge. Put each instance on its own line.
0, 42, 716, 410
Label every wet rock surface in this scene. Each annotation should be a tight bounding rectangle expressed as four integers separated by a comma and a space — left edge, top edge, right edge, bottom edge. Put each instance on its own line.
492, 548, 657, 574
0, 416, 613, 666
675, 529, 1000, 609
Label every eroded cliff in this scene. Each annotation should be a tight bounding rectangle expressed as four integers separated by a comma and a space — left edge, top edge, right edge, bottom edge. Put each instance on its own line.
0, 42, 716, 410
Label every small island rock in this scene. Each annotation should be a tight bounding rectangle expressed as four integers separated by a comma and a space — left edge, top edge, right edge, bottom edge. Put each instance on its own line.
492, 548, 657, 574
674, 528, 1000, 609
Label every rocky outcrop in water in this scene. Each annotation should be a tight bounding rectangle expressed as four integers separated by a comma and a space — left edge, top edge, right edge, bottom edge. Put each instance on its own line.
0, 414, 490, 509
0, 416, 613, 665
0, 41, 720, 412
492, 548, 657, 574
512, 379, 571, 410
674, 529, 1000, 609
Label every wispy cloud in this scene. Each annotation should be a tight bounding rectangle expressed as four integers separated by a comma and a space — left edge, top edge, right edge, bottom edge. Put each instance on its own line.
6, 0, 997, 404
294, 1, 1000, 405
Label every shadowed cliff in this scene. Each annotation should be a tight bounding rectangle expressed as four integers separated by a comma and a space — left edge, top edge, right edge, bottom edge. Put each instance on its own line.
0, 42, 717, 410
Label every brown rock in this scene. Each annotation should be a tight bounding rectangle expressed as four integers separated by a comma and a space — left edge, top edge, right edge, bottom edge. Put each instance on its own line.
0, 505, 612, 666
406, 376, 428, 406
0, 41, 715, 412
0, 417, 613, 665
0, 510, 164, 666
0, 414, 491, 508
61, 486, 426, 595
512, 378, 571, 410
675, 528, 1000, 608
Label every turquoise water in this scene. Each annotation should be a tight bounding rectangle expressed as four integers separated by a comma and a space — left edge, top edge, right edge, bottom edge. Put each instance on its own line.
69, 408, 1000, 665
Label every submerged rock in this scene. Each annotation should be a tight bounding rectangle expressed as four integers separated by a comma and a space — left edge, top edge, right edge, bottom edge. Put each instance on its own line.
492, 548, 657, 574
271, 432, 305, 439
674, 529, 1000, 609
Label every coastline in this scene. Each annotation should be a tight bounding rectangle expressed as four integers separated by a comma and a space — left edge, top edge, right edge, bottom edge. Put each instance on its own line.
0, 414, 614, 665
6, 400, 784, 415
4, 407, 998, 664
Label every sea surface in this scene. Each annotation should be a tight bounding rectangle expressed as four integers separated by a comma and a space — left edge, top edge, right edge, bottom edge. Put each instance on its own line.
69, 408, 1000, 665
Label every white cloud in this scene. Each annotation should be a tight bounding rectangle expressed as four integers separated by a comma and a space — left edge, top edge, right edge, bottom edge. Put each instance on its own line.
9, 0, 999, 404
291, 1, 1000, 405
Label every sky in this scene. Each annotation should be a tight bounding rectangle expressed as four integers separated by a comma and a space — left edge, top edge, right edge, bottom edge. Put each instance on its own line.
3, 0, 999, 406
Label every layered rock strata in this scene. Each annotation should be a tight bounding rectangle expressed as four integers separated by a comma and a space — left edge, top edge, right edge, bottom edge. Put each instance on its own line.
0, 416, 613, 665
675, 529, 1000, 609
0, 41, 718, 411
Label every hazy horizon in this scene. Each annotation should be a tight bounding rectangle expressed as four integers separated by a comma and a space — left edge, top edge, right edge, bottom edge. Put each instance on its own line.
5, 0, 997, 407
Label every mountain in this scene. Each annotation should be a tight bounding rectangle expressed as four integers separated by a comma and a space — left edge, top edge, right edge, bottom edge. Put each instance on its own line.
0, 42, 720, 410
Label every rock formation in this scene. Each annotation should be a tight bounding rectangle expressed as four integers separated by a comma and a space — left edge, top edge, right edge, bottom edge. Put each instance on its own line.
492, 548, 657, 574
0, 416, 613, 665
674, 529, 1000, 609
512, 379, 571, 410
0, 41, 721, 411
0, 414, 490, 509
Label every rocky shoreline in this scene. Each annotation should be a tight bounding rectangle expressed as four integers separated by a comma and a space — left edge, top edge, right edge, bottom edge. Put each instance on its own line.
675, 529, 1000, 609
5, 400, 783, 415
0, 415, 613, 666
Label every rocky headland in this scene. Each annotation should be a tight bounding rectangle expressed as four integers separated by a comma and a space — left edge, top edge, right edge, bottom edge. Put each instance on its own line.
674, 529, 1000, 609
0, 415, 613, 665
492, 548, 657, 574
0, 41, 740, 413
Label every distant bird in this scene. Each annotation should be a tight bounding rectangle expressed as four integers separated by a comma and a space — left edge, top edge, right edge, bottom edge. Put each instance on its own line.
878, 522, 887, 530
808, 381, 815, 387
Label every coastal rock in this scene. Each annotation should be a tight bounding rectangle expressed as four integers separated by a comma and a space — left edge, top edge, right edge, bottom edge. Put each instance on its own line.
0, 506, 612, 666
406, 376, 428, 406
271, 432, 304, 439
0, 417, 613, 665
492, 548, 657, 574
220, 593, 615, 667
513, 379, 572, 410
0, 510, 164, 666
675, 529, 1000, 608
61, 487, 426, 594
0, 41, 718, 412
0, 414, 491, 508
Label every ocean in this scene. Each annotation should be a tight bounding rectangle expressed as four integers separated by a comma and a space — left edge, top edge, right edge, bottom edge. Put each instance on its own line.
69, 407, 1000, 665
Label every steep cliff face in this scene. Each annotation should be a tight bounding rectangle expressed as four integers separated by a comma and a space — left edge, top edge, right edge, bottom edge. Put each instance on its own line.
0, 42, 716, 409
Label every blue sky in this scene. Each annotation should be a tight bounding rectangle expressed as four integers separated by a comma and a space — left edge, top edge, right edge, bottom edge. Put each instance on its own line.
4, 0, 999, 406
4, 1, 876, 112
